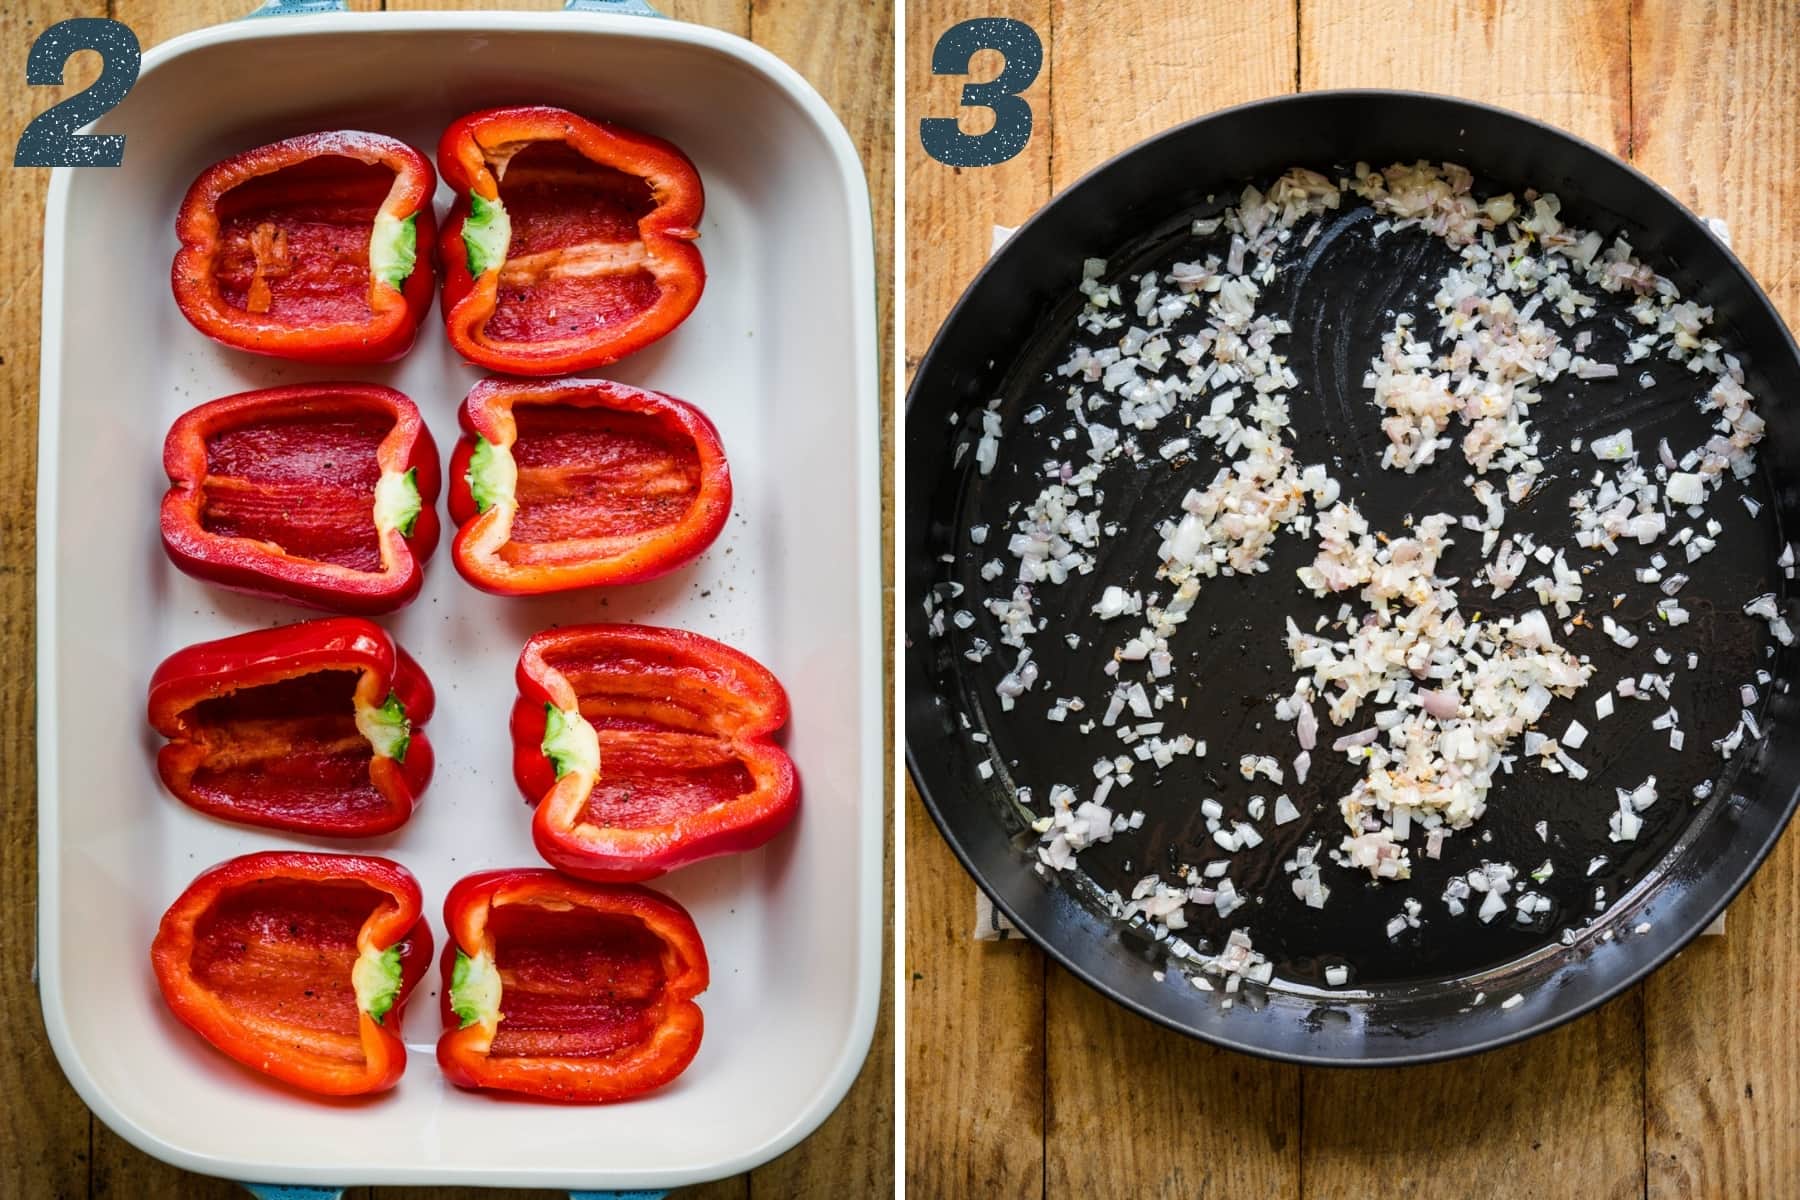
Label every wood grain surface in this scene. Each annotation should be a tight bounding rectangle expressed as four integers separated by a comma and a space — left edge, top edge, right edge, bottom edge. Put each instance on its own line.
903, 3, 1049, 1197
1633, 5, 1800, 1198
904, 0, 1800, 1196
8, 2, 892, 1197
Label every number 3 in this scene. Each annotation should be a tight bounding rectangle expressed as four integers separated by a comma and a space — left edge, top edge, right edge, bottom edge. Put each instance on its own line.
15, 19, 141, 168
919, 18, 1043, 168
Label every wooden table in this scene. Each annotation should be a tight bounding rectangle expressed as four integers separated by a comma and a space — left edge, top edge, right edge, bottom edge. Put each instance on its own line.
906, 2, 1799, 1195
0, 2, 892, 1196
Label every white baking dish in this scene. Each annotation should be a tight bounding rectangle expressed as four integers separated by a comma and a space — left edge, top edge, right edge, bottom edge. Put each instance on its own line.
36, 7, 881, 1191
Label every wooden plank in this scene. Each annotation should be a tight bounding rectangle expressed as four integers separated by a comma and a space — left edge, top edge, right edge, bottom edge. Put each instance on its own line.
1630, 0, 1800, 327
3, 3, 111, 1195
905, 784, 1047, 1197
1301, 995, 1645, 1199
1295, 4, 1645, 1197
906, 0, 1053, 366
1632, 3, 1800, 1197
90, 1143, 274, 1200
1644, 841, 1800, 1200
1299, 0, 1631, 152
1048, 0, 1297, 182
1047, 967, 1302, 1199
1037, 5, 1302, 1197
906, 1, 1051, 1195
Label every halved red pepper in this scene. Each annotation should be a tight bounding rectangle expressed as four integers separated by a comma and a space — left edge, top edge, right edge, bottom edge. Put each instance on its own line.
151, 851, 431, 1097
437, 869, 707, 1102
161, 383, 442, 614
513, 624, 798, 881
436, 106, 704, 375
148, 617, 434, 836
172, 131, 437, 363
447, 377, 730, 594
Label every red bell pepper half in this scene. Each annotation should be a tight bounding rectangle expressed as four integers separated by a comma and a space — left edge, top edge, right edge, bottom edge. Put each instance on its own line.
436, 106, 704, 375
513, 624, 798, 881
172, 131, 437, 363
161, 383, 442, 614
437, 870, 707, 1102
151, 851, 431, 1097
447, 377, 730, 594
148, 617, 434, 836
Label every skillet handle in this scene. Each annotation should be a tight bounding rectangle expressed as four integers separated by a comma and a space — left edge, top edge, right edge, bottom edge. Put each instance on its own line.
245, 0, 348, 15
563, 0, 668, 17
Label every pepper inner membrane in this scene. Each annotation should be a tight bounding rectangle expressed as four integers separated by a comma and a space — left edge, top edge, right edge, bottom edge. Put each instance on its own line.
547, 643, 761, 830
213, 155, 393, 325
503, 405, 702, 550
486, 902, 670, 1059
183, 669, 394, 826
200, 409, 388, 571
485, 141, 661, 344
189, 877, 386, 1064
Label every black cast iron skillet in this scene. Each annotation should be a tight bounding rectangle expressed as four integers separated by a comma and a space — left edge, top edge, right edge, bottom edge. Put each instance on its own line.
905, 90, 1800, 1066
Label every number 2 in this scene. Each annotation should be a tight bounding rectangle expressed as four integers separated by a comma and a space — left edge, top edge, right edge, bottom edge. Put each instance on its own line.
919, 18, 1043, 168
15, 19, 141, 168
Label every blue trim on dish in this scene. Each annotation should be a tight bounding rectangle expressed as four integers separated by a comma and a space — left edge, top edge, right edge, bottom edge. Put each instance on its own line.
245, 0, 349, 16
245, 0, 665, 14
571, 1192, 670, 1199
563, 0, 667, 17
